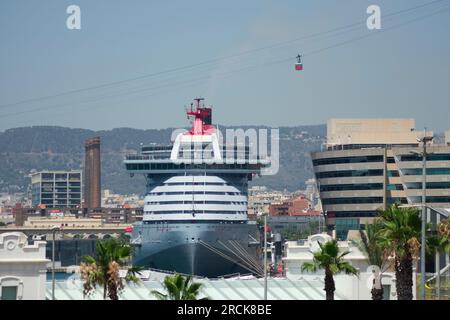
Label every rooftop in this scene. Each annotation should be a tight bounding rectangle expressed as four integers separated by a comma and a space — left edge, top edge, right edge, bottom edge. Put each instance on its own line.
45, 276, 348, 300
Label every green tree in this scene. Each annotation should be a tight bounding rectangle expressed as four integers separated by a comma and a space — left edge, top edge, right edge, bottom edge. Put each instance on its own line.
80, 238, 141, 300
377, 204, 424, 300
357, 220, 391, 300
301, 240, 359, 300
151, 273, 209, 300
427, 216, 450, 255
437, 217, 450, 253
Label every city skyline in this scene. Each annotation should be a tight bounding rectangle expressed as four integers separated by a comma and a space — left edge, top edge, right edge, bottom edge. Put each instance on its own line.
1, 0, 450, 131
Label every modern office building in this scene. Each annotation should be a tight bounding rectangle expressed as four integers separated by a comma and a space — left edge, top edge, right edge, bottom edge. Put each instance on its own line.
30, 171, 82, 208
84, 137, 101, 209
311, 119, 450, 240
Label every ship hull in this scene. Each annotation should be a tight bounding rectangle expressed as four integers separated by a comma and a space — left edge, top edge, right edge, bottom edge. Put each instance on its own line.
131, 221, 261, 278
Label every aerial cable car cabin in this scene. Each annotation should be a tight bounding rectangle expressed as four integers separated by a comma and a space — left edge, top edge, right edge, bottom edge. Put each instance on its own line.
295, 54, 303, 71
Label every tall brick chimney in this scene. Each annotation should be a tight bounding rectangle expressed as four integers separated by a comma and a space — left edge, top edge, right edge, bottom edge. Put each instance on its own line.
84, 137, 101, 209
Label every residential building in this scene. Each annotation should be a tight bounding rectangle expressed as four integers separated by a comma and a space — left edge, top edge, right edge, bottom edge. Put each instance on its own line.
247, 187, 290, 217
30, 171, 82, 209
13, 205, 143, 227
304, 178, 319, 208
102, 189, 144, 208
269, 195, 311, 216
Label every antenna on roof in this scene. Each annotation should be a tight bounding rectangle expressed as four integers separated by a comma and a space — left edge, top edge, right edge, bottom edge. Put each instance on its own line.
194, 97, 204, 108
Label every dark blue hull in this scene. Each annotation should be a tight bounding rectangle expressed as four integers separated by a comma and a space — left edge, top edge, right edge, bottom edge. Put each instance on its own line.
132, 221, 261, 278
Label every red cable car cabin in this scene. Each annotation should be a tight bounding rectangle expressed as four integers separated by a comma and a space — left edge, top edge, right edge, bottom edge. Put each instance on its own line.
295, 54, 303, 71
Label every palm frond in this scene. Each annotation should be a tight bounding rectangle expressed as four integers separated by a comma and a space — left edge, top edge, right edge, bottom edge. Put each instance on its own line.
301, 262, 317, 273
151, 290, 168, 300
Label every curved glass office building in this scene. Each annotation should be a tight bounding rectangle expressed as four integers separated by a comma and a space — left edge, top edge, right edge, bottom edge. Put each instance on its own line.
311, 119, 450, 240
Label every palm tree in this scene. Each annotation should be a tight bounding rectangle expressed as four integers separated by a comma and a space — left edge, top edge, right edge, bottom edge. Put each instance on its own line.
428, 216, 450, 255
437, 217, 450, 253
357, 220, 391, 300
301, 240, 359, 300
151, 273, 209, 300
377, 204, 424, 300
80, 238, 141, 300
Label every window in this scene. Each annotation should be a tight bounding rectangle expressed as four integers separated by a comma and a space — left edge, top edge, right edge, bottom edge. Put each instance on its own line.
316, 169, 383, 179
335, 218, 360, 240
1, 286, 18, 300
387, 184, 404, 190
387, 170, 400, 177
426, 197, 450, 203
386, 157, 396, 163
333, 211, 377, 218
322, 197, 383, 205
387, 197, 408, 204
401, 168, 450, 176
382, 285, 391, 300
313, 155, 383, 166
399, 154, 450, 162
405, 182, 450, 189
320, 183, 383, 191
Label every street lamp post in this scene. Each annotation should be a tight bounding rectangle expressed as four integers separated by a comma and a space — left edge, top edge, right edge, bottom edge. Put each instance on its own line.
51, 226, 60, 300
263, 213, 268, 300
418, 134, 434, 300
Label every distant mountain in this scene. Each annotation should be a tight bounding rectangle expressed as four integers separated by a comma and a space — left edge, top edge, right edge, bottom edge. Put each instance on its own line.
0, 125, 326, 195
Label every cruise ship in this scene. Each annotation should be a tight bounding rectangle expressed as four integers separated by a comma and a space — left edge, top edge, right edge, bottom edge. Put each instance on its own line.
124, 99, 270, 277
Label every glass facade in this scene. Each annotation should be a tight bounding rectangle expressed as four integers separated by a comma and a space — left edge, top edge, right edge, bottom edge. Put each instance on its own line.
387, 170, 400, 177
425, 197, 450, 203
335, 218, 360, 240
405, 182, 450, 189
398, 153, 450, 161
333, 211, 377, 218
401, 168, 450, 176
316, 169, 383, 179
320, 183, 383, 191
312, 155, 383, 166
387, 184, 404, 190
322, 197, 383, 205
387, 197, 408, 205
45, 239, 97, 266
313, 146, 450, 240
387, 157, 396, 163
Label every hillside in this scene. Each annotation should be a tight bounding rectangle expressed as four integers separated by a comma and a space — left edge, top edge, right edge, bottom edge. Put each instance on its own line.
0, 125, 326, 194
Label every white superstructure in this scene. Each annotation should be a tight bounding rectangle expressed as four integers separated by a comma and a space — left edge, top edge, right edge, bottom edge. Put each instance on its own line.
143, 175, 248, 222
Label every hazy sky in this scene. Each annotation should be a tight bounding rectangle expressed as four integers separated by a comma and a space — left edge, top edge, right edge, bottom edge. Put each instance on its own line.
1, 0, 449, 132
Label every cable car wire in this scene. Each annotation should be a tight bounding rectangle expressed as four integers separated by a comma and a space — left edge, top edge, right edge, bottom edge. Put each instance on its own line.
1, 3, 450, 119
0, 0, 448, 110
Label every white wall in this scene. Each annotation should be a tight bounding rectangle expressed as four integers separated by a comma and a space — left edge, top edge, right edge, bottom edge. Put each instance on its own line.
0, 232, 49, 300
283, 234, 417, 300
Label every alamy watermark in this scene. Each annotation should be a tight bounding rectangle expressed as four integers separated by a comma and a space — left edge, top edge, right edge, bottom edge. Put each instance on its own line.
170, 127, 279, 176
65, 4, 380, 31
367, 4, 381, 30
66, 5, 81, 30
